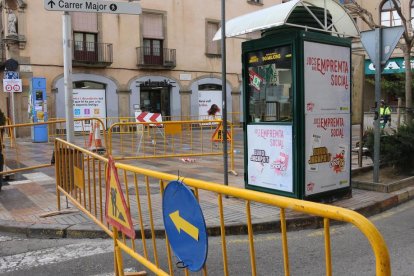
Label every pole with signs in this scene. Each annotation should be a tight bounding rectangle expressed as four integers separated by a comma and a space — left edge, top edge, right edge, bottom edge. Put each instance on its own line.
44, 1, 142, 143
63, 12, 74, 143
361, 26, 404, 183
3, 70, 21, 139
373, 27, 382, 183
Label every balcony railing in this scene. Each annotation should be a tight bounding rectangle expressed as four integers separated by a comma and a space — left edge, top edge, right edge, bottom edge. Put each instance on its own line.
136, 47, 176, 69
72, 41, 113, 67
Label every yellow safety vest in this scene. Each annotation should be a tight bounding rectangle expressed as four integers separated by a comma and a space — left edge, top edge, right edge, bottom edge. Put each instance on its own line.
380, 106, 391, 116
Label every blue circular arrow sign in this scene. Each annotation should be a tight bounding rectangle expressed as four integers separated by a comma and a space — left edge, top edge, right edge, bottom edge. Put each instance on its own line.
162, 181, 208, 272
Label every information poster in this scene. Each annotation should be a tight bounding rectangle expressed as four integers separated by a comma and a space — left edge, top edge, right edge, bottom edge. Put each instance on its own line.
305, 114, 350, 195
198, 90, 222, 120
304, 41, 351, 196
247, 124, 293, 193
304, 41, 350, 114
73, 89, 106, 131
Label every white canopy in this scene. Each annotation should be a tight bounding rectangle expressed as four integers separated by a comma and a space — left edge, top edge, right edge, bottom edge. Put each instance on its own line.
213, 0, 359, 40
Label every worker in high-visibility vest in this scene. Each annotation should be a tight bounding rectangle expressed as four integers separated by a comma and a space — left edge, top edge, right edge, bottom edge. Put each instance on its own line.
380, 99, 392, 128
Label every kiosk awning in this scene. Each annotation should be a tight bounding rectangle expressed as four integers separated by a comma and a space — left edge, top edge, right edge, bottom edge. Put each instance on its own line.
213, 0, 359, 40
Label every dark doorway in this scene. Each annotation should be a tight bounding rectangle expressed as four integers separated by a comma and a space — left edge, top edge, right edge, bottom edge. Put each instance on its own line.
140, 88, 170, 117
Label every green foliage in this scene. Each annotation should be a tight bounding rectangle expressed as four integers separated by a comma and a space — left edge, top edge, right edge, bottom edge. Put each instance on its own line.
365, 123, 414, 174
365, 73, 414, 99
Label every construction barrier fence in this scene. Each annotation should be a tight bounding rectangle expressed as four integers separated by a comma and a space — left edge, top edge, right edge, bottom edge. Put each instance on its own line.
54, 137, 390, 276
0, 118, 106, 177
0, 118, 235, 178
107, 120, 236, 173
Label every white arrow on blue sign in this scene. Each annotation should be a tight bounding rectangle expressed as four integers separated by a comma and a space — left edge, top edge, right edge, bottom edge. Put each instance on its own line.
162, 181, 208, 272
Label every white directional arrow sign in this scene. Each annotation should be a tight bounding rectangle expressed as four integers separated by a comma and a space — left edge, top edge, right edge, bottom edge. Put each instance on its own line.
44, 0, 142, 15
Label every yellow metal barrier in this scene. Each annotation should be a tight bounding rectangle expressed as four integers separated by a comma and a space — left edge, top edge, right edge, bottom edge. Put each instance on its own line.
107, 120, 237, 174
54, 138, 390, 276
49, 113, 243, 131
0, 118, 107, 176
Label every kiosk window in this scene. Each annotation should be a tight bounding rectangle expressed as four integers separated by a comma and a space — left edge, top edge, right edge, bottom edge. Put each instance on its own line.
247, 45, 292, 123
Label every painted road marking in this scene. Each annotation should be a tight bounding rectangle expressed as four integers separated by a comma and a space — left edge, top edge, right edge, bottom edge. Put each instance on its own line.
0, 240, 113, 273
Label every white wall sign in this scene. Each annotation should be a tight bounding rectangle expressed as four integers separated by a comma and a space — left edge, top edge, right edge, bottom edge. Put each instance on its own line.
3, 79, 22, 92
73, 89, 106, 131
179, 73, 192, 81
247, 124, 293, 193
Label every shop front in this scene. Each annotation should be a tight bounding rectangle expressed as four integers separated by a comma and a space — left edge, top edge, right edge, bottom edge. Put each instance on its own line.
53, 74, 118, 130
130, 76, 181, 119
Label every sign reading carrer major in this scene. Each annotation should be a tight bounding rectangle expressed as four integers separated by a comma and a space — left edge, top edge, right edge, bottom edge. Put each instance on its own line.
44, 0, 142, 15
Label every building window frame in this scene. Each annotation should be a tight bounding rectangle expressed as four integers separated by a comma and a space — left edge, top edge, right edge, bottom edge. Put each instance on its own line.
141, 11, 166, 65
380, 0, 402, 27
73, 32, 98, 62
205, 20, 221, 57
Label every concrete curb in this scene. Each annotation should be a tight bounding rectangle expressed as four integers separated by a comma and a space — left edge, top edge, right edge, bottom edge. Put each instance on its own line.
2, 186, 414, 239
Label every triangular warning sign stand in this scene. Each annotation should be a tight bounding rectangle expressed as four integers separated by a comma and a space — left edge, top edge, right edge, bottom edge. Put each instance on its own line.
105, 156, 135, 239
211, 122, 232, 142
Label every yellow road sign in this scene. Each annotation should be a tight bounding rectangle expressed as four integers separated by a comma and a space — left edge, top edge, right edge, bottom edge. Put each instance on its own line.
211, 122, 231, 142
105, 156, 135, 239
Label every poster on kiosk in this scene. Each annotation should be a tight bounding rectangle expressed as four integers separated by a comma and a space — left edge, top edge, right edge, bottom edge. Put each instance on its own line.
245, 45, 295, 195
304, 41, 351, 197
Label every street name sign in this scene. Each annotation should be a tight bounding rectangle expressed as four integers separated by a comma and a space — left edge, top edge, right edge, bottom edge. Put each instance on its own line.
44, 0, 142, 15
162, 181, 208, 272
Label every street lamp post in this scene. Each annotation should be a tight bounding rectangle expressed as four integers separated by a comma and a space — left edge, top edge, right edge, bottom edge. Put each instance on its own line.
221, 0, 229, 187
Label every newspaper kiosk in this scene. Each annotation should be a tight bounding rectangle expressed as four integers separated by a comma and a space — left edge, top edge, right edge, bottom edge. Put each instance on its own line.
237, 1, 357, 200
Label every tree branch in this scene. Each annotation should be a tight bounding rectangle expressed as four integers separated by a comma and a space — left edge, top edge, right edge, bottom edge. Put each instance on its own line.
343, 1, 378, 29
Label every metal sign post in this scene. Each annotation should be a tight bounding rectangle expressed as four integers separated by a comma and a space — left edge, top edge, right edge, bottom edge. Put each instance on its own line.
45, 1, 142, 143
3, 71, 20, 139
221, 0, 229, 187
62, 12, 74, 143
361, 26, 404, 183
373, 27, 382, 183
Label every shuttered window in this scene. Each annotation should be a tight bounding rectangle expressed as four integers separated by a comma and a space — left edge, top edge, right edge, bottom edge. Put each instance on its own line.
206, 21, 221, 55
71, 12, 98, 33
142, 13, 164, 39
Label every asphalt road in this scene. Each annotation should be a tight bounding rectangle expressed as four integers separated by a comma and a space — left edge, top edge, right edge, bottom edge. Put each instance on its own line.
1, 200, 414, 275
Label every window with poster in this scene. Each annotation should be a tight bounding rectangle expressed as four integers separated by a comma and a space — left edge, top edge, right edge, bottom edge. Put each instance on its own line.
246, 45, 293, 123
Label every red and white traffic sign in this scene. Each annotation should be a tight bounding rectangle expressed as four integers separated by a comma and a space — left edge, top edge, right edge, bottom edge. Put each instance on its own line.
135, 112, 162, 123
3, 79, 22, 92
